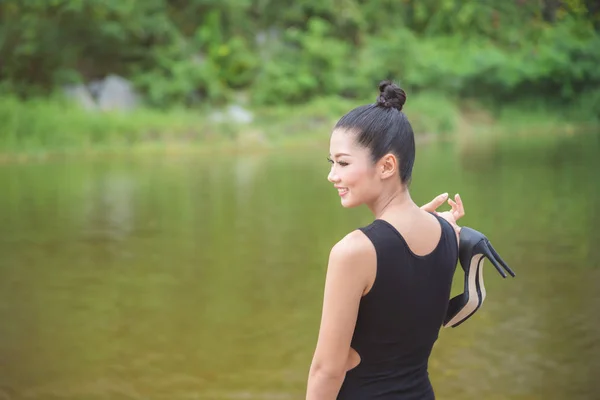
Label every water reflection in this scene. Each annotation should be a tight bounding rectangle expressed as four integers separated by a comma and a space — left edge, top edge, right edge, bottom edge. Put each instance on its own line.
0, 131, 598, 399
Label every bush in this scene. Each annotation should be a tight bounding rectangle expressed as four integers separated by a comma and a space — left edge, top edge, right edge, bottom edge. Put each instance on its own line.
0, 0, 598, 121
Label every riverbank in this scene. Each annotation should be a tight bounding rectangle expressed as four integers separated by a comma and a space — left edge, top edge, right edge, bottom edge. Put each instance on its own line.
0, 93, 596, 163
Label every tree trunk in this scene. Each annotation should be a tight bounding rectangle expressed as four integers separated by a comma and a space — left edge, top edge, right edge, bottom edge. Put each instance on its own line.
542, 0, 562, 23
584, 0, 600, 30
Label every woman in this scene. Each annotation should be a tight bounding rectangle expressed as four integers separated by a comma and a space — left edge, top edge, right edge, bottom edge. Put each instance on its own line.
306, 81, 464, 399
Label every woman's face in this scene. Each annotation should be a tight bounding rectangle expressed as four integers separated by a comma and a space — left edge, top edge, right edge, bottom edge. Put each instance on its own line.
327, 129, 381, 208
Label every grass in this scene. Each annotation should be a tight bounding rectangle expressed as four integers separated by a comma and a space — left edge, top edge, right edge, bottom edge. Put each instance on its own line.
0, 91, 597, 163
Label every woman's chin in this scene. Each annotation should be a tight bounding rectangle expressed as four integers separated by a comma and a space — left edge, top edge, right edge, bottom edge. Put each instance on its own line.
340, 196, 360, 208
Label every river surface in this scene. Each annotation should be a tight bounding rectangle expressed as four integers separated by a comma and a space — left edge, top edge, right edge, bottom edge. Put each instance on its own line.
1, 131, 599, 400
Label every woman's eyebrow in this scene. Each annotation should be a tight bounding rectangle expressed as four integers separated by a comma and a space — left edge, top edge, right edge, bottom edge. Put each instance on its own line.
329, 153, 351, 157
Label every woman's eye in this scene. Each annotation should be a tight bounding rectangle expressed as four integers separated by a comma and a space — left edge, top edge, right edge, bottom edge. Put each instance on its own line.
327, 157, 348, 167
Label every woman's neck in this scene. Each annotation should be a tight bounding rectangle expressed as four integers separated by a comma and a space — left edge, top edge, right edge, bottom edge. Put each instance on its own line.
369, 185, 417, 219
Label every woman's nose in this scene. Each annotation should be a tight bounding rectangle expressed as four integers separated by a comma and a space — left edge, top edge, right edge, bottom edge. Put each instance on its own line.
327, 168, 338, 183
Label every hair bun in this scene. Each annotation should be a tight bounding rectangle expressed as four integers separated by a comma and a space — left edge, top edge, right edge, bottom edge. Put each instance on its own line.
376, 80, 406, 111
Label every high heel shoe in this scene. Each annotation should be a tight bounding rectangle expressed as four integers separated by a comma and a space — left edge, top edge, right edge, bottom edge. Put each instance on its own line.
443, 227, 515, 328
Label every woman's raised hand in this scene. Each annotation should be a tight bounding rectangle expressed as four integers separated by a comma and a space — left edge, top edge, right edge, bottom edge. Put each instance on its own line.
421, 193, 465, 235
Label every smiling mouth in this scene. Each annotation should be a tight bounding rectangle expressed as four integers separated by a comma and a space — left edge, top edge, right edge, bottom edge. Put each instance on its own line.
337, 188, 349, 196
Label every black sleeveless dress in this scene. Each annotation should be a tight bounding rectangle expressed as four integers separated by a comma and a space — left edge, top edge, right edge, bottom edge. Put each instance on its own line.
337, 214, 458, 400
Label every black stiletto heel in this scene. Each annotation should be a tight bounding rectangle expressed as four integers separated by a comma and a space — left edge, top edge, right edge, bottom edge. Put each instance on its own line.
443, 227, 515, 328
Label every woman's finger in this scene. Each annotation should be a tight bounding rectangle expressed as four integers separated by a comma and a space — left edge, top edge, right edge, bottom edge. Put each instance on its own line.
420, 193, 448, 212
455, 194, 465, 218
448, 198, 458, 211
448, 197, 463, 221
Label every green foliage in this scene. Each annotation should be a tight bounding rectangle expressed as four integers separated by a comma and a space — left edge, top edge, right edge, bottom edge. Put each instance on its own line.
0, 94, 213, 154
0, 0, 599, 117
252, 18, 353, 104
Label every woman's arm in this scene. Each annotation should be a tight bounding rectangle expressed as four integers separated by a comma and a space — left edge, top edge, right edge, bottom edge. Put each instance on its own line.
306, 231, 375, 400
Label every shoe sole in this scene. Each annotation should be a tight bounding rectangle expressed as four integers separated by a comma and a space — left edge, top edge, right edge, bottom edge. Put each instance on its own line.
443, 254, 485, 328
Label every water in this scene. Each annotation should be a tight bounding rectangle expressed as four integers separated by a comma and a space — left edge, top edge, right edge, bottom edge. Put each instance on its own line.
0, 131, 599, 400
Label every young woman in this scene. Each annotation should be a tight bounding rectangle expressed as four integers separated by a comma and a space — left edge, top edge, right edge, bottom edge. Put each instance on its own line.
306, 81, 465, 399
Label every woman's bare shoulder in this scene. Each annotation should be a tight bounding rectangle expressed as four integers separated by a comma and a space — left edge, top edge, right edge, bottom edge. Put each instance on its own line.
329, 229, 375, 267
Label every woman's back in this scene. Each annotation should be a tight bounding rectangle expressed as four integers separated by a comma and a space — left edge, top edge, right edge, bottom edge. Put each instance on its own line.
337, 213, 458, 400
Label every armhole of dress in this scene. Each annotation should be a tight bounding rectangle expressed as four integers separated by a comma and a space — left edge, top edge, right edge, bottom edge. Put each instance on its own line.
435, 214, 459, 260
357, 224, 379, 299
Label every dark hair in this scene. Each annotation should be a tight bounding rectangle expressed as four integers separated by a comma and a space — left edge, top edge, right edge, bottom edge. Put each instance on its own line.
334, 80, 415, 184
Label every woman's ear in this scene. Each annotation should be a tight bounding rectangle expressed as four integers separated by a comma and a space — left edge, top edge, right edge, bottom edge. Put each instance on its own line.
379, 153, 398, 180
